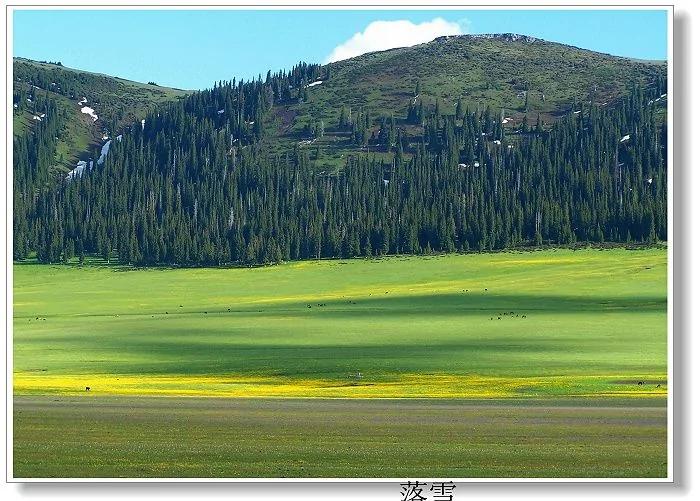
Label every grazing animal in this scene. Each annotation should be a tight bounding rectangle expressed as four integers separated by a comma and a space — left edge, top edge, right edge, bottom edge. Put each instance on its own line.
638, 381, 644, 385
498, 317, 501, 320
85, 386, 90, 392
656, 384, 661, 388
484, 288, 488, 291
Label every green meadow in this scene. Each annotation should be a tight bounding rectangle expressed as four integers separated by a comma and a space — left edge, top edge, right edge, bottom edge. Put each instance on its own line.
14, 397, 666, 478
12, 247, 668, 477
14, 247, 667, 397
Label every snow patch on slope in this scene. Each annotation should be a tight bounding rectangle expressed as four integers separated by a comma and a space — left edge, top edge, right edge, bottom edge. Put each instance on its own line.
97, 140, 112, 165
67, 135, 122, 181
66, 160, 92, 180
81, 106, 98, 122
96, 134, 124, 165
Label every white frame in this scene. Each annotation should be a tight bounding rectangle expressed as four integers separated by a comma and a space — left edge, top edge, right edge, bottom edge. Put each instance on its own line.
3, 1, 675, 488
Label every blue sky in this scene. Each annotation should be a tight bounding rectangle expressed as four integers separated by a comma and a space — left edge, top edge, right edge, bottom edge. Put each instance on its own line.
13, 9, 668, 90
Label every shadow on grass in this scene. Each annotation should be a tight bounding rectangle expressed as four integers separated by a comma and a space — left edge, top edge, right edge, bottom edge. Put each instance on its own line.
14, 291, 667, 320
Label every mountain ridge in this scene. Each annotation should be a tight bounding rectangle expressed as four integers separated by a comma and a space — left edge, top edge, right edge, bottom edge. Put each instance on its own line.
13, 32, 667, 265
269, 32, 666, 168
13, 56, 189, 174
13, 34, 667, 179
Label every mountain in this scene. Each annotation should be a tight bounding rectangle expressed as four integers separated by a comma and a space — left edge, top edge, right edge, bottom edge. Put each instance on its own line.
263, 34, 666, 168
13, 57, 188, 174
12, 35, 667, 265
13, 35, 665, 177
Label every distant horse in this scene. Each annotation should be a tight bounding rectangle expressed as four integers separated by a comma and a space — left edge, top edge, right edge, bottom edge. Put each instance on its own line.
85, 386, 91, 392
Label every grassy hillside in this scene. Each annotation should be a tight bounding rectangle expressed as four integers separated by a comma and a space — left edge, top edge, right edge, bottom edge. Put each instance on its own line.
14, 91, 97, 173
12, 58, 189, 173
14, 247, 667, 399
13, 35, 666, 175
13, 58, 189, 128
264, 34, 666, 168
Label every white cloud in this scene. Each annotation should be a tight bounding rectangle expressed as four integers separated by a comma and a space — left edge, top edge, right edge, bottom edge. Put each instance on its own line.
324, 18, 466, 64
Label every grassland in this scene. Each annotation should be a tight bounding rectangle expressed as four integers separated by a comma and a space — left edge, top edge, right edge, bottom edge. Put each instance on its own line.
14, 396, 666, 478
12, 247, 668, 477
14, 247, 667, 398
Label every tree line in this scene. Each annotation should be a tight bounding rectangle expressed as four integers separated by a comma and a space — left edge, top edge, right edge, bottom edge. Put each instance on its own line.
13, 66, 666, 265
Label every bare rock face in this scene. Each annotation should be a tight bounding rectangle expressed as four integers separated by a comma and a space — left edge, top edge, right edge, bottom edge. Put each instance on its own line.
434, 33, 540, 44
